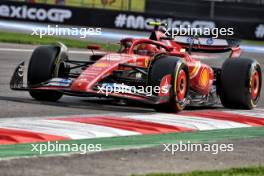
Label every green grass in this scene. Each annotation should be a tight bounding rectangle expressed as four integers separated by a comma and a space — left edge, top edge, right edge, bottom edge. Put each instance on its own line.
0, 31, 119, 51
133, 166, 264, 176
241, 40, 264, 46
0, 31, 263, 52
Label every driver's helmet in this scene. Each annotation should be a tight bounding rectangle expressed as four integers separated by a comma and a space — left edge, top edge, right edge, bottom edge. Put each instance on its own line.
136, 44, 159, 56
120, 38, 133, 53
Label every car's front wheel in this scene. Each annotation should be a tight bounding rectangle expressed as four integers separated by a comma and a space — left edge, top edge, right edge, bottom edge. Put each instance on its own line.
27, 45, 66, 101
148, 54, 190, 112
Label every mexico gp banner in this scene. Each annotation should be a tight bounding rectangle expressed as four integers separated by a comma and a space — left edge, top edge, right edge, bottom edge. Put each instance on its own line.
0, 1, 263, 40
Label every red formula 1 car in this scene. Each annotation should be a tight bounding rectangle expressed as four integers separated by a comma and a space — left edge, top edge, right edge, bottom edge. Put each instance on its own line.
10, 22, 262, 112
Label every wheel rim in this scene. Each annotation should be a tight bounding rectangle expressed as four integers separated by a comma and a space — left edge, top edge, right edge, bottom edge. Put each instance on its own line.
251, 70, 260, 100
177, 70, 187, 101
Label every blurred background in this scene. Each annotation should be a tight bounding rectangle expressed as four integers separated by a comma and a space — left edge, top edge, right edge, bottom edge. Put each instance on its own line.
8, 0, 264, 11
0, 0, 263, 42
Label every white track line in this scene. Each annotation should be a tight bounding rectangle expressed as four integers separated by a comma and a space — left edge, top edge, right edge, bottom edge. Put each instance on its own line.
223, 110, 264, 119
0, 48, 32, 52
126, 114, 250, 130
0, 119, 139, 139
0, 48, 104, 54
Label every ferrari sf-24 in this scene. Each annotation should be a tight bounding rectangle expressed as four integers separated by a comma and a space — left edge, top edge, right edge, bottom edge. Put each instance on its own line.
10, 22, 262, 112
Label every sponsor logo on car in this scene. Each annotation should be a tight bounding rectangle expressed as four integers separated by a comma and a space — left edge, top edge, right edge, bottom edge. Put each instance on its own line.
46, 78, 72, 87
94, 63, 109, 67
199, 68, 209, 88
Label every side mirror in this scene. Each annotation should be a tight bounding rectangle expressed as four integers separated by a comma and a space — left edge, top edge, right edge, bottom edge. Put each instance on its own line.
87, 44, 101, 50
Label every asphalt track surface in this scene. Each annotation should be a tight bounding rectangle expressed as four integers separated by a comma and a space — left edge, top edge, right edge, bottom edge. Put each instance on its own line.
0, 43, 263, 176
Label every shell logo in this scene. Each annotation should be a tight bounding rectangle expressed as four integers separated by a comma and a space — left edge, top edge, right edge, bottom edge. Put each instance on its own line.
190, 62, 201, 79
199, 68, 209, 88
145, 59, 149, 67
95, 63, 109, 67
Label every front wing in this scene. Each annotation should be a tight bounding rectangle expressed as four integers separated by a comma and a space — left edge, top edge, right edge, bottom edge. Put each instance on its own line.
10, 61, 170, 105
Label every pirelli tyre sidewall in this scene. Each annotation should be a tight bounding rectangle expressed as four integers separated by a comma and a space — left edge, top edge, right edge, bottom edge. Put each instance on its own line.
148, 54, 190, 112
220, 58, 262, 109
173, 60, 190, 111
27, 45, 64, 101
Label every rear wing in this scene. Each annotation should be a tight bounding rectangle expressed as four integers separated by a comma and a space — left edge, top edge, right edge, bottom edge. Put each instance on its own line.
174, 36, 240, 51
172, 36, 241, 58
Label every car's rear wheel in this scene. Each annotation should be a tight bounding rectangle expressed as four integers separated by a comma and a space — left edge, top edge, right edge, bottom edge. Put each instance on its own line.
148, 54, 190, 112
219, 58, 262, 109
28, 45, 65, 101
